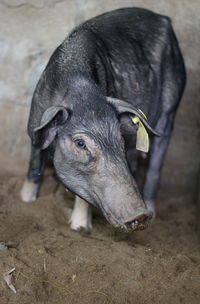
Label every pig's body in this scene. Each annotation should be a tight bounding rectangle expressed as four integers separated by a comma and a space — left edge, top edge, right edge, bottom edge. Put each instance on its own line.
21, 8, 186, 232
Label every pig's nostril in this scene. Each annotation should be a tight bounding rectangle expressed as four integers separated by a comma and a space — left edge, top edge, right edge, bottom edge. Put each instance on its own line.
125, 213, 152, 231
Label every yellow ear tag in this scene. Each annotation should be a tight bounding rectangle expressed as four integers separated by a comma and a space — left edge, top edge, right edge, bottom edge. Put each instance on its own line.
132, 110, 149, 153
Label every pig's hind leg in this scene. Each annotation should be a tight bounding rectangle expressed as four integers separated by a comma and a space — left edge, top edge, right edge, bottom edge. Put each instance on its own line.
143, 30, 186, 216
21, 146, 46, 202
143, 111, 176, 216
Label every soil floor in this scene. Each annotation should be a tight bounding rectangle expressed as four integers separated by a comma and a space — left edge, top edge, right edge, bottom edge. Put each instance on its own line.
0, 158, 200, 304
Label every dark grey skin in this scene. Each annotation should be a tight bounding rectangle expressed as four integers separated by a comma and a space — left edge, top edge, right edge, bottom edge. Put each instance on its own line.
21, 8, 186, 232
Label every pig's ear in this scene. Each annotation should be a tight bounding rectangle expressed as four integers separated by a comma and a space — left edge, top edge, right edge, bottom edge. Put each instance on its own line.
32, 106, 69, 149
106, 97, 160, 136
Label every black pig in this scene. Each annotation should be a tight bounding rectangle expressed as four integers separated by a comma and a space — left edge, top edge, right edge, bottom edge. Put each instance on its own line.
21, 8, 186, 232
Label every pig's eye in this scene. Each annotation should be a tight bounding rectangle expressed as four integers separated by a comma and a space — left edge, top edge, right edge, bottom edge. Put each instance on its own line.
74, 139, 86, 149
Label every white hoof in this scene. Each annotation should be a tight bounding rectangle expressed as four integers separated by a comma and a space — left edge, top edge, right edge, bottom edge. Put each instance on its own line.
69, 196, 92, 232
145, 199, 156, 218
20, 179, 39, 202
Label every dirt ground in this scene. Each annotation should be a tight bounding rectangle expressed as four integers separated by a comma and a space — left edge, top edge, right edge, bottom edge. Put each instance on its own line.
0, 157, 199, 304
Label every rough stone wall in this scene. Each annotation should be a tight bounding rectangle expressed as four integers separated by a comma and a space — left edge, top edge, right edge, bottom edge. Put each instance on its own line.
0, 0, 199, 190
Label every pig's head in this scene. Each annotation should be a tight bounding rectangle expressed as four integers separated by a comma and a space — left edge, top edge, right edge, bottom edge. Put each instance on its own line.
32, 77, 158, 231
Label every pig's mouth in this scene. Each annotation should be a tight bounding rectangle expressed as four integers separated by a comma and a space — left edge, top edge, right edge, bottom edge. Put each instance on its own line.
97, 199, 153, 232
124, 212, 152, 232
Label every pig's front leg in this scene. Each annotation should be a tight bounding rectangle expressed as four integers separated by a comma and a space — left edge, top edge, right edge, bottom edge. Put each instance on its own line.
21, 146, 46, 202
21, 179, 40, 202
69, 196, 92, 232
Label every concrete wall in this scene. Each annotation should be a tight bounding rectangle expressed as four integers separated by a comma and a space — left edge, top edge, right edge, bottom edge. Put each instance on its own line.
0, 0, 199, 191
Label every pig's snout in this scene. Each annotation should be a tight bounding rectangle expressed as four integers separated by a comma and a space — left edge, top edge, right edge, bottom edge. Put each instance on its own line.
124, 210, 153, 231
